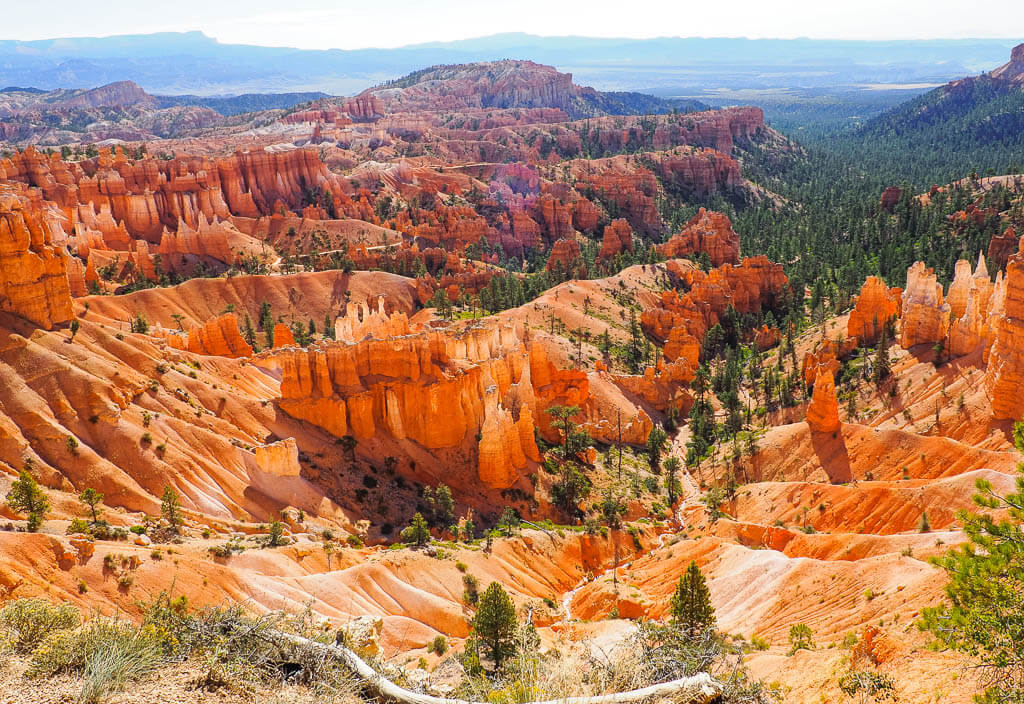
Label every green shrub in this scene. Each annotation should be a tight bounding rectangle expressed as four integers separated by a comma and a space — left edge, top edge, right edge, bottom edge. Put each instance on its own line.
750, 634, 770, 651
28, 618, 163, 704
429, 635, 448, 656
0, 598, 79, 653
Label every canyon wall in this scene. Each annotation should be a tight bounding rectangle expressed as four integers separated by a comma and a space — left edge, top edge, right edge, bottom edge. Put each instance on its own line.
0, 186, 74, 328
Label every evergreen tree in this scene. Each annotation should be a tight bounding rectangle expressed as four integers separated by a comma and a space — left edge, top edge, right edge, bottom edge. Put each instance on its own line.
670, 561, 716, 635
647, 426, 668, 473
472, 582, 518, 670
78, 487, 103, 524
6, 469, 49, 532
664, 456, 682, 505
161, 486, 182, 533
401, 512, 431, 546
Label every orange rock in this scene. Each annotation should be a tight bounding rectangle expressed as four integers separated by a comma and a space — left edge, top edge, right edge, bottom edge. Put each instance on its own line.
985, 243, 1024, 419
847, 276, 901, 345
273, 323, 297, 348
753, 325, 781, 350
900, 262, 950, 349
950, 253, 996, 357
185, 313, 253, 358
0, 187, 74, 329
988, 226, 1018, 271
546, 238, 582, 273
806, 359, 841, 433
267, 322, 557, 489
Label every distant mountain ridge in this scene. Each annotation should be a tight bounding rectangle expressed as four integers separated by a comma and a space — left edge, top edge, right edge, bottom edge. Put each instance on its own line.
0, 31, 1016, 95
856, 43, 1024, 180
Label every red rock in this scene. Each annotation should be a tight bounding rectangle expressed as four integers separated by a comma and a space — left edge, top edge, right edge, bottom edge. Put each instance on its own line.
598, 219, 633, 260
546, 238, 582, 273
880, 186, 902, 212
184, 313, 253, 358
988, 226, 1018, 271
900, 262, 950, 349
985, 242, 1024, 419
657, 207, 740, 266
753, 325, 781, 350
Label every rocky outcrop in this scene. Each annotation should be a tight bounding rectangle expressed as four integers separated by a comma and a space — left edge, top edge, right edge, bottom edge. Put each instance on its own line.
598, 219, 633, 260
946, 260, 974, 321
985, 243, 1024, 419
806, 360, 841, 433
154, 313, 253, 358
900, 262, 950, 349
880, 186, 902, 212
950, 254, 997, 357
253, 437, 301, 477
273, 323, 297, 349
189, 314, 253, 357
267, 322, 546, 489
657, 208, 740, 267
847, 276, 901, 345
546, 238, 582, 273
0, 187, 74, 329
753, 325, 781, 350
335, 296, 412, 342
642, 256, 789, 363
988, 226, 1018, 271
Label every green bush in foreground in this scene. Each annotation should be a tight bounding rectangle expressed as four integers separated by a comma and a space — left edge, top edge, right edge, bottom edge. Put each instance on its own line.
0, 598, 79, 653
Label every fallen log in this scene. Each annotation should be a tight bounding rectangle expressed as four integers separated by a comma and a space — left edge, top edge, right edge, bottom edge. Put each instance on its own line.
278, 631, 723, 704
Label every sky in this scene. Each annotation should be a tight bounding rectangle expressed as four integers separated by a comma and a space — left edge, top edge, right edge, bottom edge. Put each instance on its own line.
5, 0, 1024, 49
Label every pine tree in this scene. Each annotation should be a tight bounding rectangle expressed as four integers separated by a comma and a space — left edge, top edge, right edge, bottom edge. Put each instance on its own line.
401, 512, 431, 546
472, 582, 518, 669
6, 469, 49, 532
670, 561, 716, 635
161, 485, 182, 533
78, 487, 103, 524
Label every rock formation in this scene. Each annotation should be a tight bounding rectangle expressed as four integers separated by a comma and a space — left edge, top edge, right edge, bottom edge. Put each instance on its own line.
949, 253, 996, 357
273, 323, 297, 348
900, 262, 951, 349
657, 208, 741, 266
598, 219, 633, 260
988, 226, 1018, 270
335, 296, 412, 342
806, 359, 841, 433
847, 276, 901, 344
946, 260, 974, 321
0, 186, 74, 329
546, 238, 582, 273
266, 322, 546, 489
985, 242, 1024, 419
253, 437, 301, 477
880, 186, 902, 212
642, 256, 789, 369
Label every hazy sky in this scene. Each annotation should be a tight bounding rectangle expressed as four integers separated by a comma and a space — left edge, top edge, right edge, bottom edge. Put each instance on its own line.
5, 0, 1024, 49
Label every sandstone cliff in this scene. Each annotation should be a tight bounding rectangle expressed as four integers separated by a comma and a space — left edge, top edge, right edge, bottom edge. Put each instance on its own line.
806, 359, 841, 433
847, 276, 901, 345
984, 242, 1024, 419
0, 186, 74, 329
900, 262, 950, 349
